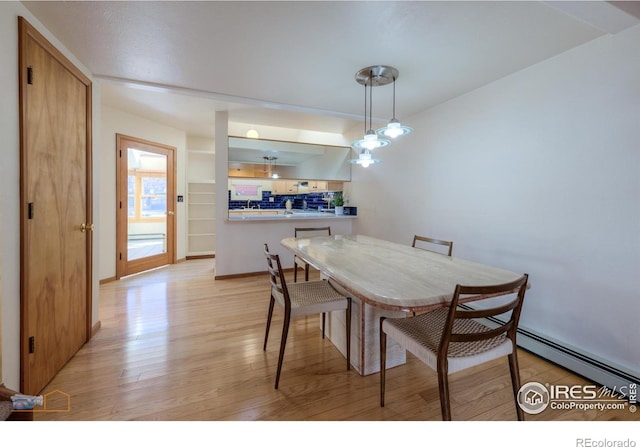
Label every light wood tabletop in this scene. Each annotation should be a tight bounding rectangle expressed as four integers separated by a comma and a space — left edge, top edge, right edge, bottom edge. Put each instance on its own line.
281, 234, 526, 313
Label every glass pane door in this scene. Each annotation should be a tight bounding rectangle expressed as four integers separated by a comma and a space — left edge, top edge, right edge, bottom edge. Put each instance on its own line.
127, 148, 168, 261
116, 133, 176, 279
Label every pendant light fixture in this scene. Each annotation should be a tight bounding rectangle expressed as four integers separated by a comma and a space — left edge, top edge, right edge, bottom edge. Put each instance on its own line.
350, 66, 392, 152
270, 156, 279, 179
377, 74, 413, 139
350, 65, 411, 167
349, 148, 381, 168
263, 156, 279, 179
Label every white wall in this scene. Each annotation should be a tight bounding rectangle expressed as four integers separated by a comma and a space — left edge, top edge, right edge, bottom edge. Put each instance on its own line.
187, 136, 215, 153
0, 3, 100, 389
351, 25, 640, 374
99, 104, 188, 280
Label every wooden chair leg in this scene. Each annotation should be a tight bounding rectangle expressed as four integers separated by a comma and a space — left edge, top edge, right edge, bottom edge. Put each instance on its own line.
275, 310, 291, 389
379, 317, 387, 407
294, 262, 298, 282
304, 264, 310, 281
437, 362, 452, 421
508, 351, 525, 421
346, 298, 351, 371
263, 296, 275, 351
322, 312, 326, 338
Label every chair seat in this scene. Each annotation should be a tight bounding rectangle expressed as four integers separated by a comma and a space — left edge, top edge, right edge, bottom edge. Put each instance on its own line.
382, 308, 513, 374
264, 242, 351, 389
380, 274, 528, 420
273, 280, 348, 317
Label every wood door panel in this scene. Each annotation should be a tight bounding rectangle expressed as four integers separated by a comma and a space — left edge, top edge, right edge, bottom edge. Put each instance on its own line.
20, 17, 92, 394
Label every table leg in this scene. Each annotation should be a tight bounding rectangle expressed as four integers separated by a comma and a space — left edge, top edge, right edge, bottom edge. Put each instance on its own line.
322, 288, 406, 375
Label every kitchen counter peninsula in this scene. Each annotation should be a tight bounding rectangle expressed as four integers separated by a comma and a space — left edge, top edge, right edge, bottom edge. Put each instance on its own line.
227, 208, 356, 222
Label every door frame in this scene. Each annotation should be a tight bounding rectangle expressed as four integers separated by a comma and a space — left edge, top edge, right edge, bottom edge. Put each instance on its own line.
115, 134, 177, 279
18, 17, 93, 393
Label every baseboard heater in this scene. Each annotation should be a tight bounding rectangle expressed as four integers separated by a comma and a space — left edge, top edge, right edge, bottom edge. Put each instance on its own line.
459, 304, 639, 392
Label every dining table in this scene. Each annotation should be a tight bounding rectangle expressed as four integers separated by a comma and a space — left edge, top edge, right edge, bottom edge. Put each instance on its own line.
280, 234, 527, 375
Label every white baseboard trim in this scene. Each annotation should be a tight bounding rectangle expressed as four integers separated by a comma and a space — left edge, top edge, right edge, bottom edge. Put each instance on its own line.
459, 304, 638, 391
515, 326, 639, 392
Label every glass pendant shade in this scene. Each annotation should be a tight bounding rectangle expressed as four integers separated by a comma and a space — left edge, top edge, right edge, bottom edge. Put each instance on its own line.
377, 118, 412, 139
264, 156, 279, 178
351, 130, 390, 151
350, 148, 380, 168
376, 71, 412, 139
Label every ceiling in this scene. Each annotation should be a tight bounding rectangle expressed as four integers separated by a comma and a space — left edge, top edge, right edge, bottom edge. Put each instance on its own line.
22, 1, 640, 139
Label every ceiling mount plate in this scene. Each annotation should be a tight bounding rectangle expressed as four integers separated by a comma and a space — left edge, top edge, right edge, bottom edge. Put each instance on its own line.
355, 65, 399, 87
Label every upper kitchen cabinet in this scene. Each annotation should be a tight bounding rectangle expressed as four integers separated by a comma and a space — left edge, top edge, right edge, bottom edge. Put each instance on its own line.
271, 180, 299, 195
308, 181, 328, 192
268, 180, 342, 195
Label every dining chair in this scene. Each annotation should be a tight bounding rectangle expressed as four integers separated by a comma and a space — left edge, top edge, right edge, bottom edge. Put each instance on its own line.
412, 235, 453, 256
294, 226, 331, 282
379, 273, 529, 420
263, 243, 351, 389
411, 235, 454, 318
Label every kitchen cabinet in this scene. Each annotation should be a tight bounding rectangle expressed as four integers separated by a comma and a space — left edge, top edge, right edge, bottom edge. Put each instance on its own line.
271, 181, 286, 194
272, 180, 299, 194
308, 181, 328, 192
268, 179, 344, 195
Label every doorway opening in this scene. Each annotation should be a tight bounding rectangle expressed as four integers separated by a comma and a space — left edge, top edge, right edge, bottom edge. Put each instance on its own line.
116, 134, 176, 279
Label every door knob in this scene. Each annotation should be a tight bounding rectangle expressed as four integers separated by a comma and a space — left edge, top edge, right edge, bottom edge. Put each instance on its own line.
80, 223, 94, 232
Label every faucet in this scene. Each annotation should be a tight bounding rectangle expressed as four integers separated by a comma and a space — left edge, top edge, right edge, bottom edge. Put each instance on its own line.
246, 200, 251, 209
323, 193, 332, 209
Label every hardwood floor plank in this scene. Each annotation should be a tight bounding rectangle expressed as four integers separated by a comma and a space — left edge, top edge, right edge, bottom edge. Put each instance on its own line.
33, 259, 634, 423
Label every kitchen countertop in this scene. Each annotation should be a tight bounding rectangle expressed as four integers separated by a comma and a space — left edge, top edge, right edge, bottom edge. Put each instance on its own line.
227, 208, 356, 221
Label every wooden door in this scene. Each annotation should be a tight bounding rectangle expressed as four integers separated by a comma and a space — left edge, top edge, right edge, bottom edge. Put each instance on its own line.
0, 210, 3, 385
19, 18, 93, 395
116, 135, 176, 279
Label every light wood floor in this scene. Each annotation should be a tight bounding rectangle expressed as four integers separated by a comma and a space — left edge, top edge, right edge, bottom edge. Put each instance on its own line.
34, 259, 634, 422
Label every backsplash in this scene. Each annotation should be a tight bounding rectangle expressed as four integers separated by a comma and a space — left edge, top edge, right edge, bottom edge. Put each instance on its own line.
229, 191, 341, 210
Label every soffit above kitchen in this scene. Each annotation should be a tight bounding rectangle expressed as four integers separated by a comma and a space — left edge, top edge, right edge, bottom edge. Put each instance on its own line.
21, 1, 640, 138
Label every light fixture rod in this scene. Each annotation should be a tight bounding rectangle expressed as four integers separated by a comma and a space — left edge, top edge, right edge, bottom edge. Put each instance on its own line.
392, 76, 396, 119
363, 81, 367, 135
369, 69, 373, 131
